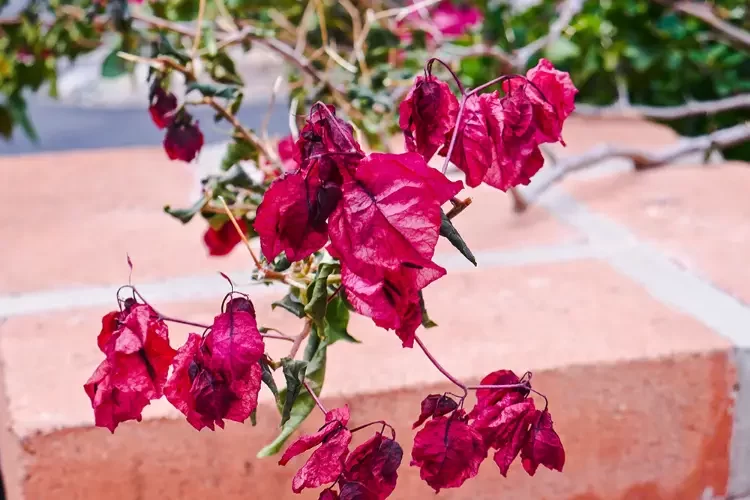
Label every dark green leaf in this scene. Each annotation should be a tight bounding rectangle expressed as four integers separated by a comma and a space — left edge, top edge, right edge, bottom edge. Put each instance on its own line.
280, 358, 308, 425
272, 292, 305, 318
322, 296, 359, 344
221, 139, 259, 170
8, 95, 37, 143
0, 107, 12, 139
419, 291, 438, 329
186, 81, 240, 100
257, 329, 327, 457
260, 358, 280, 404
163, 196, 206, 224
101, 48, 129, 78
439, 210, 476, 266
158, 34, 191, 64
272, 255, 292, 272
304, 263, 335, 325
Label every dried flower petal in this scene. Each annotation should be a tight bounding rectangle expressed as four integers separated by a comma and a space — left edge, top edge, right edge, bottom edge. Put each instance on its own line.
412, 394, 459, 429
410, 414, 487, 492
149, 87, 178, 129
521, 410, 565, 476
204, 308, 265, 380
399, 76, 459, 162
343, 432, 403, 499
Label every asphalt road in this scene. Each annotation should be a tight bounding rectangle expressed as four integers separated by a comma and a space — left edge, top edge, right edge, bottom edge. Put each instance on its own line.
0, 96, 290, 156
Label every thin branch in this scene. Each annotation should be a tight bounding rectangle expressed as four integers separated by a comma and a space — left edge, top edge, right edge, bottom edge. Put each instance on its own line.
671, 1, 750, 51
289, 320, 313, 359
304, 380, 327, 414
413, 334, 468, 396
205, 96, 279, 164
575, 94, 750, 120
261, 75, 285, 144
191, 0, 207, 58
517, 122, 750, 209
514, 0, 584, 68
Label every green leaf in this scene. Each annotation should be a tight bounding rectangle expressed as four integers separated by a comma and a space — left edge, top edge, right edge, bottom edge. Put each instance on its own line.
257, 330, 327, 457
158, 34, 191, 64
260, 358, 280, 404
419, 291, 438, 329
279, 358, 308, 425
0, 106, 12, 139
101, 48, 129, 78
322, 296, 359, 344
221, 138, 259, 170
272, 255, 292, 272
439, 210, 476, 266
163, 196, 206, 224
250, 408, 257, 426
7, 95, 37, 143
272, 292, 306, 318
304, 264, 335, 325
186, 82, 240, 100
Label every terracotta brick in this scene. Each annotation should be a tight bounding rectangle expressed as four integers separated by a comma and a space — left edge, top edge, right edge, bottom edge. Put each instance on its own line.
0, 260, 733, 499
565, 162, 750, 304
0, 147, 253, 294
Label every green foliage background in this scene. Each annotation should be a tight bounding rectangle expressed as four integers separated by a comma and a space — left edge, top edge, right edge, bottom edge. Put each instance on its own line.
0, 0, 748, 158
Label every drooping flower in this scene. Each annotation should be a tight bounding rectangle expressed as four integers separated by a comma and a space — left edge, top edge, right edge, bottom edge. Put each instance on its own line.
399, 75, 459, 162
504, 58, 578, 145
163, 333, 263, 431
204, 218, 247, 257
203, 306, 265, 380
254, 173, 333, 262
412, 394, 459, 429
472, 397, 536, 476
521, 410, 565, 476
328, 152, 461, 276
438, 93, 492, 187
411, 412, 487, 492
339, 261, 444, 348
85, 304, 176, 432
148, 87, 178, 129
279, 406, 353, 493
342, 432, 403, 499
164, 114, 204, 162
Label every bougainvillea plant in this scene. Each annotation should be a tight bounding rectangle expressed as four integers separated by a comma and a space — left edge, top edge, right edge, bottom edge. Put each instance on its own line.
85, 49, 573, 495
75, 1, 578, 496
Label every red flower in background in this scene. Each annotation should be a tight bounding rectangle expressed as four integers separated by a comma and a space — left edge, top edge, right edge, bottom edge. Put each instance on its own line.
204, 218, 247, 256
148, 87, 178, 129
432, 1, 483, 36
164, 115, 204, 162
341, 432, 403, 499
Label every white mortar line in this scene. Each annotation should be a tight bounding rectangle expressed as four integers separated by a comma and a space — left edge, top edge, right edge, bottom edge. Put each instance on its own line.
538, 187, 750, 498
0, 242, 610, 318
539, 188, 750, 348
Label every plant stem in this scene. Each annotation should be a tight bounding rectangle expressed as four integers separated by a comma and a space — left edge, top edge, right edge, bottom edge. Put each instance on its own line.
304, 380, 327, 414
413, 334, 468, 396
160, 315, 211, 330
289, 320, 312, 359
205, 97, 279, 164
349, 420, 397, 439
441, 95, 468, 174
426, 57, 465, 95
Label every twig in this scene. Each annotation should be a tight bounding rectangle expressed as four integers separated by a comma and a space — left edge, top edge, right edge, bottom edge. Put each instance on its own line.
205, 97, 279, 164
261, 75, 285, 144
191, 0, 207, 58
514, 0, 584, 68
414, 334, 468, 396
374, 0, 443, 22
575, 94, 750, 120
516, 122, 750, 209
671, 1, 750, 51
446, 197, 472, 219
304, 380, 327, 414
289, 320, 313, 359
